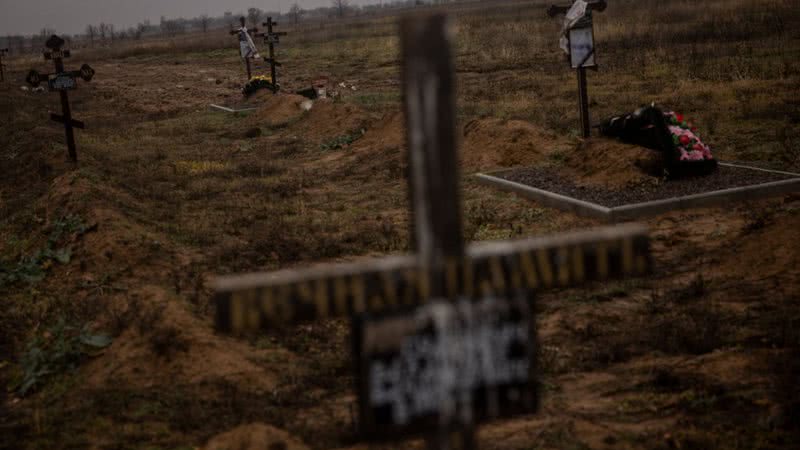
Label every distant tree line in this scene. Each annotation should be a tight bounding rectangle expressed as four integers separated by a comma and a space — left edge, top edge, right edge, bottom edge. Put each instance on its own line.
0, 0, 468, 53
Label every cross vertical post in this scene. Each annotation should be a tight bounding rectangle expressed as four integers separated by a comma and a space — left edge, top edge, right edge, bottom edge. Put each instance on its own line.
266, 17, 277, 89
53, 48, 77, 161
401, 15, 473, 449
0, 48, 8, 82
577, 64, 589, 138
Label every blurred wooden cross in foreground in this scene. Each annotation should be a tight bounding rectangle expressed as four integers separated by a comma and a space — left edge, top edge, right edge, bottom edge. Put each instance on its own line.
25, 35, 95, 162
0, 48, 9, 82
213, 12, 651, 450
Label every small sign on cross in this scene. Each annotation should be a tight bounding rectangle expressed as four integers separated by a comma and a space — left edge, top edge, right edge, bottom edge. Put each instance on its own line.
25, 35, 95, 162
213, 12, 650, 449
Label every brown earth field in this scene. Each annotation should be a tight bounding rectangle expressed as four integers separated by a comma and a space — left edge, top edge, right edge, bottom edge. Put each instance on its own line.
2, 0, 800, 449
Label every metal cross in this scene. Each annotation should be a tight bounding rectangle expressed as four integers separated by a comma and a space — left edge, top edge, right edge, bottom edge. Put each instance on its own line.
254, 16, 287, 92
213, 12, 650, 449
25, 35, 95, 162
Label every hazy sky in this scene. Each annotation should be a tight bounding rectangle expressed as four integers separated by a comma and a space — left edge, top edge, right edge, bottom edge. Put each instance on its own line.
0, 0, 373, 36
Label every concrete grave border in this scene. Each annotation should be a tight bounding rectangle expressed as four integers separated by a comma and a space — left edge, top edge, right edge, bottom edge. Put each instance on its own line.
475, 162, 800, 223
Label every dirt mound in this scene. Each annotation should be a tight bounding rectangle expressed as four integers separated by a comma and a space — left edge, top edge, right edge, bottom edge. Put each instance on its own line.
460, 119, 571, 172
715, 213, 800, 284
202, 423, 310, 450
352, 111, 404, 152
559, 138, 664, 189
294, 100, 369, 145
83, 285, 294, 391
246, 93, 310, 128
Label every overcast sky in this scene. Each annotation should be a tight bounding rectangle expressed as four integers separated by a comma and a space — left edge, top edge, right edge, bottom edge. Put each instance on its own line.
0, 0, 374, 36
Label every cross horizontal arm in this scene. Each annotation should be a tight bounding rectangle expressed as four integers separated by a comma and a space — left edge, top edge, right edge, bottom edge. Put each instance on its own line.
547, 0, 607, 17
50, 113, 85, 129
214, 223, 651, 333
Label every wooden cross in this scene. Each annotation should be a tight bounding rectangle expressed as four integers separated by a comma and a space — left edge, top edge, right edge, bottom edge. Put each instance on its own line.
255, 17, 287, 92
25, 35, 95, 162
0, 48, 8, 82
548, 0, 607, 138
213, 13, 650, 449
230, 16, 260, 80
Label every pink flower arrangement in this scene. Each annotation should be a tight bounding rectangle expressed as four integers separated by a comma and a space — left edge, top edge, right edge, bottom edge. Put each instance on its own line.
664, 111, 714, 162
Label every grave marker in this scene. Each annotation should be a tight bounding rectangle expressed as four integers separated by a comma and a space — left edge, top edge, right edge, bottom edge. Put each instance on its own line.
0, 48, 8, 82
230, 16, 260, 80
213, 12, 651, 449
548, 0, 607, 138
25, 35, 95, 162
255, 17, 286, 92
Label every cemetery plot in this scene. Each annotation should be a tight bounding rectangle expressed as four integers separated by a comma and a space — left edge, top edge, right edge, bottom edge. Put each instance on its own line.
3, 0, 799, 449
477, 163, 800, 222
213, 12, 651, 448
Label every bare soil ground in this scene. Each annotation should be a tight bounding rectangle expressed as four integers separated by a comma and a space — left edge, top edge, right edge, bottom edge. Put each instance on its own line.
1, 1, 799, 449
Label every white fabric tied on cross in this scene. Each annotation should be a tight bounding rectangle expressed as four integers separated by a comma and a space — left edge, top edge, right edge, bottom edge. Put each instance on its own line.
236, 26, 261, 60
559, 0, 591, 55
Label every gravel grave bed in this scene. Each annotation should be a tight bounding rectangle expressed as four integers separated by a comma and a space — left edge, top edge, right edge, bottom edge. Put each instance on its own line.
500, 164, 799, 207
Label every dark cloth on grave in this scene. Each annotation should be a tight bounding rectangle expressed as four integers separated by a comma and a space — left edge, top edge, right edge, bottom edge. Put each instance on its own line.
599, 106, 718, 179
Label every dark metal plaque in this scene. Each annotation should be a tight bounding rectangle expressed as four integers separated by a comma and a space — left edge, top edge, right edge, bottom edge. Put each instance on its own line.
48, 73, 77, 91
353, 294, 538, 441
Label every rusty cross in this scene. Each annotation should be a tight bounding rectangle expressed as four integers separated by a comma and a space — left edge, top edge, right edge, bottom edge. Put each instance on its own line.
213, 12, 650, 450
25, 35, 95, 162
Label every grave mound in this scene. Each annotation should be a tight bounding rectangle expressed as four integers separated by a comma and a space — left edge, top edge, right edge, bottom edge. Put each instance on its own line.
293, 101, 368, 145
202, 423, 310, 450
460, 118, 571, 171
559, 138, 664, 190
246, 92, 309, 127
353, 111, 404, 153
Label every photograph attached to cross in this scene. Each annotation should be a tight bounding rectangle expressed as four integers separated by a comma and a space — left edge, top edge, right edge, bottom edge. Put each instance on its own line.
212, 12, 651, 450
25, 35, 95, 162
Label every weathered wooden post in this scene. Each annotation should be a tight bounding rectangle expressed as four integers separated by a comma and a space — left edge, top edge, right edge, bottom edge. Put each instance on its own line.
212, 12, 651, 450
25, 35, 95, 162
230, 16, 260, 80
0, 48, 8, 82
548, 0, 607, 138
257, 17, 287, 92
